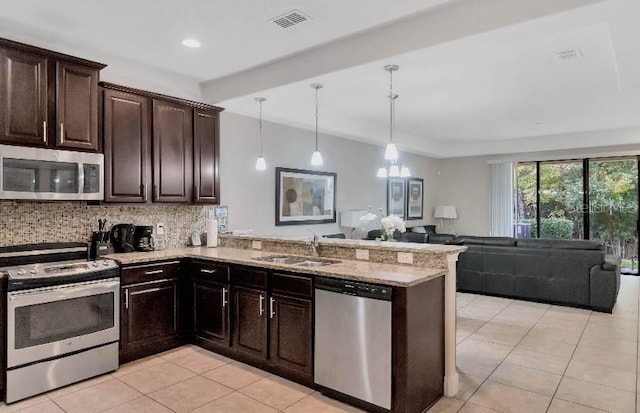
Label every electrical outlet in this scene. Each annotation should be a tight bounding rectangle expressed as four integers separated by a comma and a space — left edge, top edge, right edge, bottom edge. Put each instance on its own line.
355, 249, 369, 260
397, 252, 413, 264
156, 223, 165, 235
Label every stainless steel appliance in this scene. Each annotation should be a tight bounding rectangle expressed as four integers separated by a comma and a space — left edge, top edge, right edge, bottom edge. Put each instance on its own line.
0, 144, 103, 201
0, 243, 120, 403
133, 225, 155, 252
314, 277, 393, 410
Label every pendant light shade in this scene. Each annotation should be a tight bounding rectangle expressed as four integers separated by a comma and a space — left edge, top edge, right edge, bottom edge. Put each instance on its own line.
255, 97, 267, 171
310, 83, 324, 167
377, 65, 410, 178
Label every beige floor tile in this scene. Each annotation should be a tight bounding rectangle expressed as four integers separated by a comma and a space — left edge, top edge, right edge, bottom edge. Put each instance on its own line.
535, 315, 587, 331
526, 326, 582, 345
192, 392, 277, 413
572, 344, 636, 372
458, 307, 500, 321
469, 381, 551, 413
489, 363, 561, 396
169, 348, 231, 374
503, 348, 570, 375
545, 306, 591, 321
458, 403, 502, 413
113, 355, 165, 378
10, 400, 64, 413
103, 396, 173, 413
547, 398, 609, 413
51, 379, 140, 413
157, 344, 201, 360
582, 324, 638, 342
239, 375, 314, 410
493, 309, 544, 326
564, 359, 636, 392
455, 374, 485, 401
425, 397, 465, 413
456, 355, 502, 380
118, 362, 196, 394
457, 293, 477, 309
555, 377, 635, 413
0, 395, 50, 413
283, 392, 364, 412
46, 373, 113, 398
457, 338, 513, 361
149, 376, 233, 412
469, 324, 528, 347
516, 334, 577, 358
577, 335, 637, 356
589, 313, 638, 328
203, 361, 270, 390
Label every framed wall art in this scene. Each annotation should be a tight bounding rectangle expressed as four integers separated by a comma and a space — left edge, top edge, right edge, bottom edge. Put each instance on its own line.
275, 167, 337, 226
406, 177, 424, 220
387, 178, 406, 219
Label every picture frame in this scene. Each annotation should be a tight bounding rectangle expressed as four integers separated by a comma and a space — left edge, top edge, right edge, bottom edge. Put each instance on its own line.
275, 167, 337, 226
406, 177, 424, 220
387, 178, 406, 219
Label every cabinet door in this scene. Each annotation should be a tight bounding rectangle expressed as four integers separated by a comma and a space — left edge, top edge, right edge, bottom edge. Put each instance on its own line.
56, 61, 99, 151
232, 286, 267, 359
269, 294, 312, 377
193, 108, 220, 204
103, 90, 151, 203
193, 278, 230, 346
0, 48, 49, 146
152, 99, 193, 202
121, 279, 179, 361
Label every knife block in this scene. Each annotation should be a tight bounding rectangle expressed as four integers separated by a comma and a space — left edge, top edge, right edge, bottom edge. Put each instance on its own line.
90, 231, 110, 259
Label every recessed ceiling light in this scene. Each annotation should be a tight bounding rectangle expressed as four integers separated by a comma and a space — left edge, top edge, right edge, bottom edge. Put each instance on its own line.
182, 39, 201, 48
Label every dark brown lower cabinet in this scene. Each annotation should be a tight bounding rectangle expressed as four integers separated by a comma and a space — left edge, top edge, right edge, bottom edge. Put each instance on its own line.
192, 278, 230, 346
120, 278, 181, 363
268, 293, 312, 376
232, 286, 267, 359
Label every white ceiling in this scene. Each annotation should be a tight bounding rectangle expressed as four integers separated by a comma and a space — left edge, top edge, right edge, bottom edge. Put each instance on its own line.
1, 0, 638, 158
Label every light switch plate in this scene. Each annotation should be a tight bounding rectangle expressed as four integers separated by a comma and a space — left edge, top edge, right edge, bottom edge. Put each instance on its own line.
355, 249, 369, 260
156, 223, 165, 235
397, 252, 413, 264
252, 240, 262, 250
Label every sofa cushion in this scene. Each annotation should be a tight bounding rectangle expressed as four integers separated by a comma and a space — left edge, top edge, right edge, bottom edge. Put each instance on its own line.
399, 232, 428, 243
453, 236, 516, 247
516, 238, 603, 250
429, 234, 456, 244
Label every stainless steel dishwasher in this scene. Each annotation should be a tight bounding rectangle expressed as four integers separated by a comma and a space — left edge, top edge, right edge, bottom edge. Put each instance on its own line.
314, 276, 392, 410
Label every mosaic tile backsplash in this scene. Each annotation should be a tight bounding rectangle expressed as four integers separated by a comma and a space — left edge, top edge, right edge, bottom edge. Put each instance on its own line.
0, 201, 217, 248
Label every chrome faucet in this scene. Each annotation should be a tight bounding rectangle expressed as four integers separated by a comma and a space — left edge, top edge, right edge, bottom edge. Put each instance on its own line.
306, 230, 320, 257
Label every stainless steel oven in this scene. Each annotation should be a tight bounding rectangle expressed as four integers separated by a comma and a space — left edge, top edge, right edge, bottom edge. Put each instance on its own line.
1, 243, 120, 403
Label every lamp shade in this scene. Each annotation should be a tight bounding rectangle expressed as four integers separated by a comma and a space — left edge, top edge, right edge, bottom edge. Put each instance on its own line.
340, 209, 368, 227
434, 205, 458, 219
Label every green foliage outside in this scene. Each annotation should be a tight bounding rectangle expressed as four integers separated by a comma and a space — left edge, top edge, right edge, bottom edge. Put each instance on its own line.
516, 158, 638, 259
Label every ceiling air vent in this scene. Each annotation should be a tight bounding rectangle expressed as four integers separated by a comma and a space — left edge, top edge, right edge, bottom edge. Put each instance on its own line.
270, 10, 311, 29
554, 48, 583, 61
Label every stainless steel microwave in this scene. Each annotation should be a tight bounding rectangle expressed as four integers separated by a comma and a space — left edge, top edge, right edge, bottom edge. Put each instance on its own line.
0, 145, 104, 201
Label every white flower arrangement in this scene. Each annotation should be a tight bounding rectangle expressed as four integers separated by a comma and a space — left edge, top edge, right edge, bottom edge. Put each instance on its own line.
358, 207, 406, 241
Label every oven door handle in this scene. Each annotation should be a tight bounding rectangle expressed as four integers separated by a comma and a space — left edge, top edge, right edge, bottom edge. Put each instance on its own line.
8, 279, 120, 305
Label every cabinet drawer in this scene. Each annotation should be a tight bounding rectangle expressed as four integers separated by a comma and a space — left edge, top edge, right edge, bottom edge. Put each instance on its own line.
271, 272, 312, 298
122, 261, 181, 285
191, 261, 230, 283
232, 267, 267, 289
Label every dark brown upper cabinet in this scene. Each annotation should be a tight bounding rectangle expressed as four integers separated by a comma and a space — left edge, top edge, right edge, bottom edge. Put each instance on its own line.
103, 89, 151, 203
0, 38, 104, 152
194, 108, 220, 204
101, 82, 223, 204
152, 99, 193, 202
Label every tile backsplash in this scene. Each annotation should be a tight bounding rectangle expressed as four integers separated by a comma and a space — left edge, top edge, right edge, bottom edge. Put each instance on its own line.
0, 201, 216, 248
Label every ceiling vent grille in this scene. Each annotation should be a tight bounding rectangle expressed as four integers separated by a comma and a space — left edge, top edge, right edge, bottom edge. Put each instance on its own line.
555, 48, 583, 61
270, 10, 311, 29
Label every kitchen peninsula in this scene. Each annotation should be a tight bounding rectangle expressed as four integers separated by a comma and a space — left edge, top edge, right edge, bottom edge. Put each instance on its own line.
108, 234, 465, 413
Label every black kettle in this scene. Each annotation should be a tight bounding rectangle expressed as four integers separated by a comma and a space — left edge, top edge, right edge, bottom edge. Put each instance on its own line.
111, 224, 136, 253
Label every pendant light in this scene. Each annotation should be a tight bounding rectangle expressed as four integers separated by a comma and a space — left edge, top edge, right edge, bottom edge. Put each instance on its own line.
255, 97, 267, 171
377, 65, 410, 178
310, 83, 324, 166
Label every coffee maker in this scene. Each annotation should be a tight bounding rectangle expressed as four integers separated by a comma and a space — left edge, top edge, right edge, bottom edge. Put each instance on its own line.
111, 224, 136, 253
134, 226, 155, 252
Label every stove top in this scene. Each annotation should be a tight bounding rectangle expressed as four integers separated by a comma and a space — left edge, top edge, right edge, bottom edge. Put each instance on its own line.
4, 259, 118, 280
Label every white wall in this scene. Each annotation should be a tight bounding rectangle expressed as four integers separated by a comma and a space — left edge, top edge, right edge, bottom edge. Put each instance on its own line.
219, 112, 439, 237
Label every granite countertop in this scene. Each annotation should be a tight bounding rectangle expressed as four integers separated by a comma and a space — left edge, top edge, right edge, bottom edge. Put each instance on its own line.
105, 246, 448, 287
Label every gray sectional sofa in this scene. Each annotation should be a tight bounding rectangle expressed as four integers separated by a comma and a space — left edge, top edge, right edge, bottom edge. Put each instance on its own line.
453, 236, 620, 313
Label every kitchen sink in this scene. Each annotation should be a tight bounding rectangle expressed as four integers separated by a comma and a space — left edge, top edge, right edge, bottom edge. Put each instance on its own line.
254, 255, 339, 267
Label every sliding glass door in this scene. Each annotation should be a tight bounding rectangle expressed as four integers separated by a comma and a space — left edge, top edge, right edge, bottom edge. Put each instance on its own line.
539, 161, 584, 239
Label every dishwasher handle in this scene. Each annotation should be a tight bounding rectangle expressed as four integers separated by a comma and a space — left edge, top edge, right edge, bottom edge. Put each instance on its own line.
315, 277, 392, 301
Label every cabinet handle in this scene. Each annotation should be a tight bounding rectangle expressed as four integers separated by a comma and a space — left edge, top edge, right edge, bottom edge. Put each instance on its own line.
144, 269, 163, 275
125, 288, 129, 309
259, 294, 265, 316
200, 269, 217, 274
60, 123, 64, 142
43, 121, 47, 142
269, 297, 275, 319
222, 287, 228, 308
